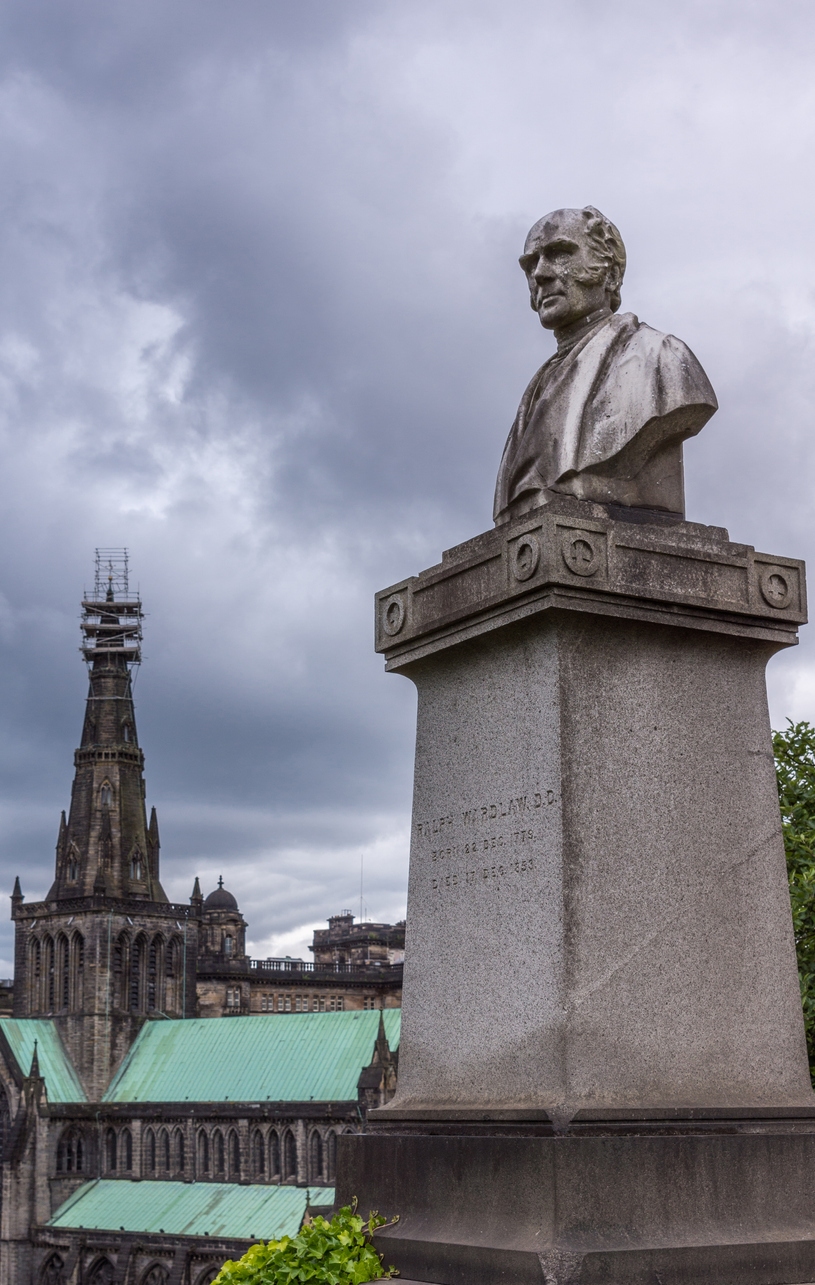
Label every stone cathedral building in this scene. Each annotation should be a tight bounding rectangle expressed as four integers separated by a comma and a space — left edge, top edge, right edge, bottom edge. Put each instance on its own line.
0, 555, 402, 1284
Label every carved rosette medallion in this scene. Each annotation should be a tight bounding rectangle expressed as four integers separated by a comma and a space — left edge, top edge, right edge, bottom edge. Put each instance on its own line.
562, 532, 601, 577
510, 535, 541, 582
382, 594, 406, 636
759, 567, 793, 610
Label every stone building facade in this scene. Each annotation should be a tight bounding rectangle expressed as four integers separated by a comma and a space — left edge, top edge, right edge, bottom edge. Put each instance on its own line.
197, 909, 404, 1020
0, 556, 404, 1283
9, 556, 402, 1067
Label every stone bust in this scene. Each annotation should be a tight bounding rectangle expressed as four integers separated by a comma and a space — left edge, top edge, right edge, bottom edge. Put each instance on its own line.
493, 206, 717, 525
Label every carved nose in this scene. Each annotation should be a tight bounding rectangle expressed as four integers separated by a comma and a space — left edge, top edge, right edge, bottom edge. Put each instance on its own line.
533, 258, 554, 282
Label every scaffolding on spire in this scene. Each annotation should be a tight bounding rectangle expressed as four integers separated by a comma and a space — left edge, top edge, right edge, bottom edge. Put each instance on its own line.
80, 548, 143, 666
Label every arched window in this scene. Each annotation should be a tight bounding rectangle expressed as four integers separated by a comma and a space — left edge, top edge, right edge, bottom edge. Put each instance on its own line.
31, 939, 41, 1012
113, 932, 128, 1009
174, 1127, 185, 1173
269, 1131, 280, 1180
121, 1127, 132, 1171
147, 937, 162, 1011
130, 936, 145, 1011
251, 1129, 265, 1177
99, 782, 112, 808
57, 935, 69, 1010
283, 1129, 297, 1182
223, 935, 234, 956
195, 1270, 220, 1285
144, 1128, 156, 1173
309, 1131, 323, 1182
66, 848, 79, 882
105, 1127, 117, 1173
122, 723, 132, 744
197, 1129, 210, 1176
40, 1253, 66, 1285
159, 1128, 170, 1171
130, 850, 145, 882
87, 1258, 114, 1285
0, 1085, 10, 1165
213, 1129, 225, 1174
140, 1267, 169, 1285
229, 1129, 240, 1176
71, 932, 85, 1011
45, 936, 55, 1011
56, 1127, 85, 1174
326, 1130, 337, 1182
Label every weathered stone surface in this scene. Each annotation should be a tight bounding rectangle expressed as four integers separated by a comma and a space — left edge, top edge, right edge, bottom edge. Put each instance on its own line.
377, 496, 805, 667
494, 207, 718, 523
374, 499, 812, 1116
338, 1122, 815, 1285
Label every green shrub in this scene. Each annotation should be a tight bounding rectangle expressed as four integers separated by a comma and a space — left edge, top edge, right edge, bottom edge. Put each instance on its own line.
212, 1203, 398, 1285
774, 719, 815, 1082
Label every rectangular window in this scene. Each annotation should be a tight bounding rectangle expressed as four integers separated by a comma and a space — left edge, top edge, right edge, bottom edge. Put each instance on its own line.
284, 995, 291, 1012
319, 997, 326, 1012
295, 997, 302, 1012
260, 995, 267, 1012
336, 996, 344, 1011
276, 995, 283, 1011
311, 997, 319, 1011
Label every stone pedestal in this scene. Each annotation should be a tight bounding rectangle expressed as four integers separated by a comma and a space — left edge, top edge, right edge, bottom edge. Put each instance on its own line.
338, 498, 815, 1283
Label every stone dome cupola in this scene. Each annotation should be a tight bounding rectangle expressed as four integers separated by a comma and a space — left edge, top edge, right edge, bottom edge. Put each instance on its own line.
200, 876, 246, 960
204, 876, 238, 911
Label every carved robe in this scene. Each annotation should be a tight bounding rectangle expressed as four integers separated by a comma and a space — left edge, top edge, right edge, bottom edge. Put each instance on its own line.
494, 311, 717, 524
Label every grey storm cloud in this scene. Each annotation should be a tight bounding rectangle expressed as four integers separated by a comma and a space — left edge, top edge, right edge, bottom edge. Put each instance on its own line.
0, 0, 812, 965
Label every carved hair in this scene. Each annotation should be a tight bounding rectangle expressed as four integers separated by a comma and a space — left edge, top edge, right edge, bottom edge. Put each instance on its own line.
576, 206, 626, 312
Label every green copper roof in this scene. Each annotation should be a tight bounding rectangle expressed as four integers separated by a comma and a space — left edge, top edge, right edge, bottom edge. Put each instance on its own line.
103, 1009, 402, 1103
48, 1179, 334, 1240
0, 1019, 86, 1103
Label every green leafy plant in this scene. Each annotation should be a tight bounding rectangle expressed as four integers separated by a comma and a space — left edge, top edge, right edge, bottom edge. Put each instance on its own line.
773, 719, 815, 1081
212, 1203, 399, 1285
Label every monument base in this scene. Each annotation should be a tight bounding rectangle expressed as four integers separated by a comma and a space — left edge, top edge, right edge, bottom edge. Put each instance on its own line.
352, 500, 815, 1284
339, 1113, 815, 1285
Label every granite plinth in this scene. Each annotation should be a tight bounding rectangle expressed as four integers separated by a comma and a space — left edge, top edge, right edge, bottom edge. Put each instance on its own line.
374, 500, 811, 1116
338, 1121, 815, 1285
343, 499, 815, 1283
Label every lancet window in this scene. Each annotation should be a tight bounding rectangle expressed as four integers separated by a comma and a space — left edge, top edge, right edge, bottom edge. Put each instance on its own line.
56, 1127, 85, 1174
309, 1131, 324, 1182
283, 1130, 297, 1182
197, 1129, 210, 1175
269, 1131, 280, 1180
252, 1129, 266, 1177
229, 1129, 241, 1177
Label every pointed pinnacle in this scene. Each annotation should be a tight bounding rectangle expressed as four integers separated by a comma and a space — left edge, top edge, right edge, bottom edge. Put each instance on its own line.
11, 876, 22, 901
191, 876, 202, 904
29, 1039, 40, 1079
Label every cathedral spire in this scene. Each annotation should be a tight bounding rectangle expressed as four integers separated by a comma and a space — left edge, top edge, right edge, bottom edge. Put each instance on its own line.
47, 550, 167, 903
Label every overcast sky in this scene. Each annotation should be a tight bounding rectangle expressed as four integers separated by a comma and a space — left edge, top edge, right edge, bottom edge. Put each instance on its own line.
0, 0, 812, 968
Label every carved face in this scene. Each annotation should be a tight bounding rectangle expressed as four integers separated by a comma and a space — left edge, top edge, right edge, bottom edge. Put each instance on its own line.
520, 209, 613, 332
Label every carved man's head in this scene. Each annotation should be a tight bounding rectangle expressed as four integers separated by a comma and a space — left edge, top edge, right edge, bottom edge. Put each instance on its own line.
520, 206, 626, 332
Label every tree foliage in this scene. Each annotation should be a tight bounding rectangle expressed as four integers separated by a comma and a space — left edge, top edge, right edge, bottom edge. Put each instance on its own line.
212, 1205, 398, 1285
773, 719, 815, 1078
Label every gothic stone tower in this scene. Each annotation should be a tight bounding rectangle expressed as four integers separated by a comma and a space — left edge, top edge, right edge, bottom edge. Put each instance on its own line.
11, 551, 200, 1097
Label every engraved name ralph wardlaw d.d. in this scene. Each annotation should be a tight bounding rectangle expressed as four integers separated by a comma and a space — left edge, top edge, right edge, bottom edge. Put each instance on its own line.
494, 205, 718, 525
